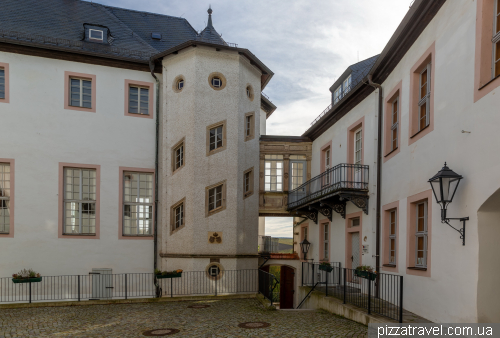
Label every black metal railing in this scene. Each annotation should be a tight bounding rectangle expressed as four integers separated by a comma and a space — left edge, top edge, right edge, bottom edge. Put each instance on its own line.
301, 263, 403, 322
0, 270, 259, 304
288, 163, 369, 209
258, 269, 279, 306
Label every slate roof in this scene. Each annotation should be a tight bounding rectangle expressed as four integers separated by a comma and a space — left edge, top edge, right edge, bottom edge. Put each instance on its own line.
0, 0, 226, 62
329, 55, 379, 93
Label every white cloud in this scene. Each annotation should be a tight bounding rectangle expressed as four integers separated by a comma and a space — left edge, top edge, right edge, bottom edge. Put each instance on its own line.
264, 217, 294, 238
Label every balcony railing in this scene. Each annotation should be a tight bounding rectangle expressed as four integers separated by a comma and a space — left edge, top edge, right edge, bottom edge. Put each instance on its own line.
258, 236, 293, 254
287, 163, 369, 210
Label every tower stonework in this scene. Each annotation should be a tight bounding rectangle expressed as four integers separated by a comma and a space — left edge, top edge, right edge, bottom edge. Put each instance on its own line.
159, 44, 262, 273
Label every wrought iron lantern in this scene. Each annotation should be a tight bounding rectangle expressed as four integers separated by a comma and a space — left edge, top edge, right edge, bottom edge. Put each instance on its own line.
299, 238, 311, 260
428, 163, 469, 245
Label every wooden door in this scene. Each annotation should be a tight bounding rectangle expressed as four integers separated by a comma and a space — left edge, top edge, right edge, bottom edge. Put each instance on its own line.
280, 266, 294, 309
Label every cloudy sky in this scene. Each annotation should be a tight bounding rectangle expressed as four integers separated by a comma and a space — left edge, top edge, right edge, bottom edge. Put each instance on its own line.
98, 0, 412, 236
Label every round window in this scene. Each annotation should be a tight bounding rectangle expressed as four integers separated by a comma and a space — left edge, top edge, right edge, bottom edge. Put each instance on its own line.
246, 85, 254, 101
177, 79, 184, 90
208, 72, 227, 91
172, 75, 185, 93
208, 265, 220, 277
205, 262, 224, 280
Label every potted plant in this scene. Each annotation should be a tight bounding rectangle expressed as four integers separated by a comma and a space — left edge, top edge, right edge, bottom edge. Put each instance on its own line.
155, 269, 183, 279
319, 262, 334, 272
354, 265, 377, 280
12, 269, 42, 284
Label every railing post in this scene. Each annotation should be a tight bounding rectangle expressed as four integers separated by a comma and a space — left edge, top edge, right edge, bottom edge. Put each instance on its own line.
399, 275, 404, 323
215, 275, 217, 296
311, 263, 314, 285
28, 280, 32, 304
325, 270, 328, 297
171, 278, 173, 298
343, 268, 346, 304
125, 274, 127, 300
78, 275, 81, 302
301, 262, 304, 286
368, 273, 372, 315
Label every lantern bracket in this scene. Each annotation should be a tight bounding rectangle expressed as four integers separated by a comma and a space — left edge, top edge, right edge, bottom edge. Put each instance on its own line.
442, 217, 468, 246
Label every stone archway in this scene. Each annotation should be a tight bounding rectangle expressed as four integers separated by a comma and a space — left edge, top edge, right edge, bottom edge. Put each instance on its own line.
477, 187, 500, 322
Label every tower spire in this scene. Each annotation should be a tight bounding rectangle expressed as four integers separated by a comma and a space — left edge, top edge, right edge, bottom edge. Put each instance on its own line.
207, 5, 213, 28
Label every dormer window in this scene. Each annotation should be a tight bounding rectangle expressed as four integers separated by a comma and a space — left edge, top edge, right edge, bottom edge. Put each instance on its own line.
151, 33, 162, 40
89, 29, 104, 42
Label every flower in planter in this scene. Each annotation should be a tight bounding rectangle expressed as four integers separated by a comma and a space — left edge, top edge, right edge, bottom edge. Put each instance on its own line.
320, 262, 332, 267
12, 269, 41, 279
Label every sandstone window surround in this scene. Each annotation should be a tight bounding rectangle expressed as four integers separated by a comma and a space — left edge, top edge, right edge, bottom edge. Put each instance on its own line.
208, 72, 227, 91
243, 167, 254, 199
124, 79, 154, 119
244, 112, 255, 142
205, 180, 226, 217
384, 81, 402, 162
58, 163, 100, 239
408, 43, 435, 145
0, 159, 14, 238
64, 71, 96, 113
0, 63, 9, 103
406, 189, 432, 277
171, 137, 185, 174
474, 0, 500, 101
206, 120, 227, 156
382, 200, 399, 273
170, 197, 185, 234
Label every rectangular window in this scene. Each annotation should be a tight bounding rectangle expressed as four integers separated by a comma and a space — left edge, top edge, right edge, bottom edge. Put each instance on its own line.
244, 112, 255, 141
323, 223, 329, 259
418, 65, 431, 131
391, 98, 399, 151
354, 129, 362, 165
264, 155, 284, 192
493, 0, 500, 77
351, 217, 360, 227
174, 143, 184, 171
0, 68, 5, 100
389, 210, 397, 264
0, 163, 11, 234
290, 161, 305, 190
415, 202, 428, 267
70, 78, 92, 108
64, 168, 96, 234
208, 185, 223, 212
129, 86, 149, 115
210, 126, 223, 151
123, 172, 153, 235
244, 172, 251, 194
243, 167, 254, 198
174, 203, 184, 230
334, 86, 342, 104
343, 75, 352, 95
89, 29, 104, 41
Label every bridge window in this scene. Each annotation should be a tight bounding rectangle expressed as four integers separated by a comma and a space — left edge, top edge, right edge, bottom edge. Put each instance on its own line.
265, 155, 283, 192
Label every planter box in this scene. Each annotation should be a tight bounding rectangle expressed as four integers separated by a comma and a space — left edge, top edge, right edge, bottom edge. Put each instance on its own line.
354, 270, 377, 281
12, 277, 42, 284
156, 273, 182, 279
319, 265, 334, 272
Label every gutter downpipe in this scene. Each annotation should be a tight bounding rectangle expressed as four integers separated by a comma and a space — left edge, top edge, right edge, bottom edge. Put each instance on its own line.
149, 59, 160, 272
368, 74, 382, 298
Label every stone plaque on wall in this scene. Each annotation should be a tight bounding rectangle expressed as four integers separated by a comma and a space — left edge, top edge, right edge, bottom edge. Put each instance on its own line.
208, 232, 222, 244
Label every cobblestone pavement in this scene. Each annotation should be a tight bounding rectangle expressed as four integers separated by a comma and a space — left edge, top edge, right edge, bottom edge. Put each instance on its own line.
0, 298, 367, 337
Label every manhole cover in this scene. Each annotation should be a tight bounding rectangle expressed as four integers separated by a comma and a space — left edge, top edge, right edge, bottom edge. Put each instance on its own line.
143, 328, 180, 336
188, 304, 211, 308
238, 322, 271, 329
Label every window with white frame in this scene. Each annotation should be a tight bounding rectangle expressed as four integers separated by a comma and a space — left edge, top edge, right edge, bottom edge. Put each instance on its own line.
174, 143, 184, 171
264, 155, 284, 192
64, 168, 96, 234
129, 86, 149, 115
415, 202, 428, 267
391, 98, 399, 151
89, 29, 104, 42
323, 223, 329, 259
354, 129, 362, 166
343, 75, 352, 95
208, 184, 223, 212
246, 115, 252, 137
243, 168, 254, 197
123, 172, 153, 235
209, 125, 223, 151
389, 210, 397, 264
351, 217, 360, 227
493, 0, 500, 78
290, 159, 306, 190
418, 65, 431, 131
0, 68, 5, 100
174, 203, 184, 230
0, 163, 11, 233
212, 77, 222, 88
70, 78, 92, 108
324, 148, 331, 185
334, 86, 342, 104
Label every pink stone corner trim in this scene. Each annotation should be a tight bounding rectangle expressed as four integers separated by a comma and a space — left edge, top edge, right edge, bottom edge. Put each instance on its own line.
118, 167, 155, 240
0, 63, 10, 104
0, 158, 14, 238
346, 116, 365, 164
124, 79, 155, 119
406, 189, 432, 277
58, 162, 100, 239
408, 42, 435, 146
381, 200, 400, 273
345, 211, 363, 269
383, 81, 402, 163
64, 71, 97, 113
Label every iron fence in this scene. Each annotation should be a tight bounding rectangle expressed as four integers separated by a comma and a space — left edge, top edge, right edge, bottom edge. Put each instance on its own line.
301, 263, 403, 322
287, 163, 369, 209
0, 270, 259, 304
258, 269, 279, 306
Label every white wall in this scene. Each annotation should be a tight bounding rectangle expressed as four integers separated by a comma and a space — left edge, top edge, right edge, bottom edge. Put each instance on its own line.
0, 51, 157, 276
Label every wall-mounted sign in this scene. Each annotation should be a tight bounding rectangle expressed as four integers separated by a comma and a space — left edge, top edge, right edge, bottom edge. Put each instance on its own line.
362, 245, 369, 254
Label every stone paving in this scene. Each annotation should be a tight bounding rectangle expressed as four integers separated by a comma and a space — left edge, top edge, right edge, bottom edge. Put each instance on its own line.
0, 298, 368, 337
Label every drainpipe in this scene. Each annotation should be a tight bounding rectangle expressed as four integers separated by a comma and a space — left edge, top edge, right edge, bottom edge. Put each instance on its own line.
149, 59, 160, 271
367, 74, 382, 297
